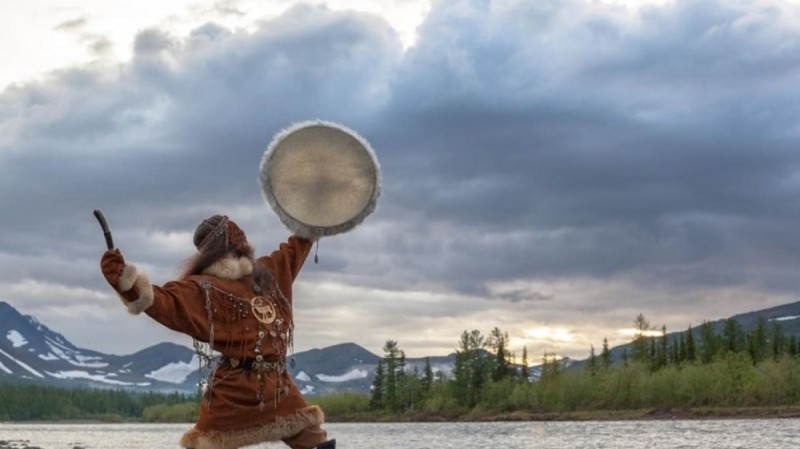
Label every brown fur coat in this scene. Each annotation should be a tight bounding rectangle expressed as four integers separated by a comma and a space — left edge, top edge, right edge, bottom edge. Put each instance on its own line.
112, 236, 320, 449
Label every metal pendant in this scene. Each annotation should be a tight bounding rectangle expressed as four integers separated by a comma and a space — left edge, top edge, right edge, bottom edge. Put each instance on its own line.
251, 296, 277, 325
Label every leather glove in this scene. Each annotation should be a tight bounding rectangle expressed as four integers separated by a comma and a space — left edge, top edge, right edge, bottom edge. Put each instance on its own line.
101, 249, 146, 305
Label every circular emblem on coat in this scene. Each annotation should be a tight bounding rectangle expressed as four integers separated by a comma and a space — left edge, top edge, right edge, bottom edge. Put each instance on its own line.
250, 296, 277, 325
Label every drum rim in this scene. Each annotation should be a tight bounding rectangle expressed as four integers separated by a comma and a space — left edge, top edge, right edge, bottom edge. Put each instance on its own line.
259, 119, 382, 239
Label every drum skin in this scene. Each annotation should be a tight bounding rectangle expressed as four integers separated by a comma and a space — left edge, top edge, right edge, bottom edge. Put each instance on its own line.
259, 120, 381, 239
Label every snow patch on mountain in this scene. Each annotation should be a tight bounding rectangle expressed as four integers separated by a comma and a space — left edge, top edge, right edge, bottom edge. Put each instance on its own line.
6, 330, 27, 348
46, 369, 151, 387
295, 371, 311, 382
0, 360, 11, 374
0, 348, 44, 378
44, 341, 107, 368
773, 315, 800, 322
316, 369, 368, 383
145, 356, 200, 384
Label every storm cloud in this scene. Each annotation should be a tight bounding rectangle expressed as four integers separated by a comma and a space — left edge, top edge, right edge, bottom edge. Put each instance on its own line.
2, 0, 800, 359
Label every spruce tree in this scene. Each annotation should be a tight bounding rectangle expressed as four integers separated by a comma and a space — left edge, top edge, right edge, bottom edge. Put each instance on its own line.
632, 313, 653, 364
748, 317, 768, 363
382, 339, 405, 411
422, 357, 434, 392
699, 320, 719, 364
452, 329, 489, 407
370, 359, 385, 410
520, 346, 530, 381
658, 325, 668, 369
587, 345, 598, 376
789, 335, 799, 356
685, 324, 697, 363
600, 338, 612, 370
722, 317, 744, 353
452, 331, 472, 406
769, 321, 784, 359
489, 327, 511, 381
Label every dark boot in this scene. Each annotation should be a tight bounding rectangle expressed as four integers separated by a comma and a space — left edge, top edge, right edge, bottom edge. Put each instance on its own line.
315, 439, 336, 449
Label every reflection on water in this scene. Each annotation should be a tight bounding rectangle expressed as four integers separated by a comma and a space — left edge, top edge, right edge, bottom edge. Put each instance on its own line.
0, 419, 798, 449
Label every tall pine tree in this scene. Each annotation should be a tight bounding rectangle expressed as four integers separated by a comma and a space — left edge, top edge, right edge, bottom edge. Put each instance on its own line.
369, 359, 385, 410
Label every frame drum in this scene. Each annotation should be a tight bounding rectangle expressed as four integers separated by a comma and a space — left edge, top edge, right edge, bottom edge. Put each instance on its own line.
259, 120, 381, 239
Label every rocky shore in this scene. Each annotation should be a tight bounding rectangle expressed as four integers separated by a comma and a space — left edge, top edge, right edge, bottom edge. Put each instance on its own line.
0, 440, 84, 449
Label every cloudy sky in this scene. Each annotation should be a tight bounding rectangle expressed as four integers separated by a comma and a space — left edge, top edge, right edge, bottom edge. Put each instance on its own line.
2, 0, 800, 363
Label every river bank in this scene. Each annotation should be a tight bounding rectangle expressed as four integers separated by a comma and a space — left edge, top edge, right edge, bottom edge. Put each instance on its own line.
326, 405, 800, 423
0, 440, 85, 449
4, 405, 800, 428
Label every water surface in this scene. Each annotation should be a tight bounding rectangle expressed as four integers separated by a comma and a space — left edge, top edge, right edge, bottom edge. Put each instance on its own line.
1, 419, 797, 448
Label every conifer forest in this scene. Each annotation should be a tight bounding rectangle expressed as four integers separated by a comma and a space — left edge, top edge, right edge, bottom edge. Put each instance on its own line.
4, 314, 800, 421
349, 314, 800, 419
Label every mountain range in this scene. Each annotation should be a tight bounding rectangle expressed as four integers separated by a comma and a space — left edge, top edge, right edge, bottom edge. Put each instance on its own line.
3, 299, 800, 395
0, 301, 455, 395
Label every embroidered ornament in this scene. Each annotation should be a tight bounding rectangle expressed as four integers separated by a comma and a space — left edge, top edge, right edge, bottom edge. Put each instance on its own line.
251, 296, 277, 325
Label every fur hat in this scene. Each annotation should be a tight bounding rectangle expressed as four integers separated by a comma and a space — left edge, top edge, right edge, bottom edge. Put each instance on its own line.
194, 215, 247, 252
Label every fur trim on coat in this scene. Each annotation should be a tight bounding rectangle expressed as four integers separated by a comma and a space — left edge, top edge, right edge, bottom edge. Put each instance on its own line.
179, 405, 324, 449
203, 256, 253, 280
116, 264, 154, 315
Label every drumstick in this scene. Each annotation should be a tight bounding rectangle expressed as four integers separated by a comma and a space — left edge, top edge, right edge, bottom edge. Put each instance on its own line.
93, 209, 115, 250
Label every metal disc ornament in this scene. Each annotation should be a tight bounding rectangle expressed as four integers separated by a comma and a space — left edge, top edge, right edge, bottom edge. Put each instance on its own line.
251, 296, 276, 325
259, 120, 381, 239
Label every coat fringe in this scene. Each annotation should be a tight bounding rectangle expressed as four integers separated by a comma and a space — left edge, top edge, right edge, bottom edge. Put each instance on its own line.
179, 405, 325, 449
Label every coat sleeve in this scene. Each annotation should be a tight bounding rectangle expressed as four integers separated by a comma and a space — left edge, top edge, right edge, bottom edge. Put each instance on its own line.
142, 279, 212, 342
259, 236, 314, 282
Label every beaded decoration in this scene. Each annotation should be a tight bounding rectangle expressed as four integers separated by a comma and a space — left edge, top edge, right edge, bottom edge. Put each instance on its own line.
192, 274, 295, 409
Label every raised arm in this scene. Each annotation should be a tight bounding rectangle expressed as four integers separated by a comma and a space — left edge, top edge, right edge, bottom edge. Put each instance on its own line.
258, 236, 314, 282
100, 249, 212, 342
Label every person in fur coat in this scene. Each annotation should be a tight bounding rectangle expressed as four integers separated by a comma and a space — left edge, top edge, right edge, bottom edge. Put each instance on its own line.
100, 214, 335, 449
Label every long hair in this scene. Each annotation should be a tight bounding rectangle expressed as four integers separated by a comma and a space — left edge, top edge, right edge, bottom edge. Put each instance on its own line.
180, 215, 277, 295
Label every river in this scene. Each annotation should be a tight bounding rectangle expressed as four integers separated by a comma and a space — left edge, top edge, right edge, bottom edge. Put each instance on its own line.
1, 419, 797, 448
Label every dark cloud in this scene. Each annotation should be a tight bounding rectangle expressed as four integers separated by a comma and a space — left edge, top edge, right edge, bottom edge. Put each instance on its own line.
214, 0, 246, 17
2, 0, 800, 356
54, 18, 87, 32
365, 0, 800, 294
134, 28, 177, 54
87, 36, 114, 56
